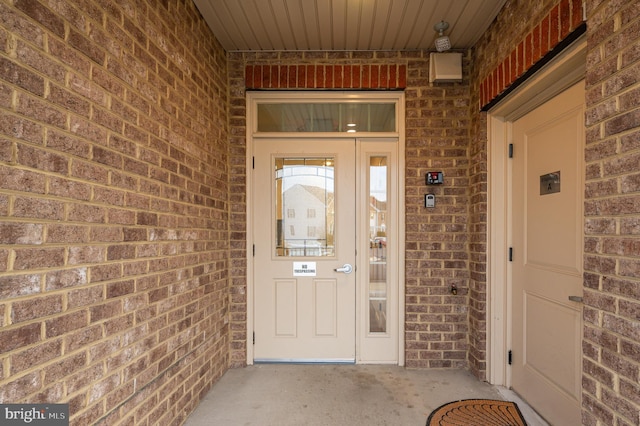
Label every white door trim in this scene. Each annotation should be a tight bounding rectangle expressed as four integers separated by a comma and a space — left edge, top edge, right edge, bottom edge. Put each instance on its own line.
245, 91, 406, 366
487, 36, 586, 385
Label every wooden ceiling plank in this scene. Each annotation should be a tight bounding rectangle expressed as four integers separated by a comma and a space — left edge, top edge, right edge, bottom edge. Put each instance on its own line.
286, 0, 310, 50
315, 0, 333, 50
193, 0, 239, 51
452, 0, 506, 48
300, 0, 322, 50
269, 0, 298, 50
222, 0, 261, 51
357, 0, 376, 50
380, 0, 408, 50
344, 0, 363, 50
193, 0, 508, 52
238, 0, 277, 50
367, 0, 393, 50
402, 0, 435, 50
392, 0, 424, 50
330, 0, 348, 50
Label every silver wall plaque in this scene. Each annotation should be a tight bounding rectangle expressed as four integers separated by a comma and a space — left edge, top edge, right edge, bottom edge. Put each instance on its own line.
540, 171, 560, 195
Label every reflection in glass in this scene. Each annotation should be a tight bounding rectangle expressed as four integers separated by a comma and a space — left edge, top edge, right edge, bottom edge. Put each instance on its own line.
258, 103, 395, 133
275, 157, 335, 257
369, 156, 388, 333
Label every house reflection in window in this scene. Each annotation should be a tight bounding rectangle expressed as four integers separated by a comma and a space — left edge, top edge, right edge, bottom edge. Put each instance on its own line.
275, 157, 334, 257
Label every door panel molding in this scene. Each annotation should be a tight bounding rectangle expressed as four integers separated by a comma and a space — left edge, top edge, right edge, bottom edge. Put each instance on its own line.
275, 279, 297, 336
313, 279, 337, 337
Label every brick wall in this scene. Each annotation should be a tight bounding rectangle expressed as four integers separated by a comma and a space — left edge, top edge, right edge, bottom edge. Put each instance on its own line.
467, 107, 487, 378
582, 1, 640, 424
245, 64, 407, 89
471, 0, 640, 423
4, 0, 637, 423
228, 51, 473, 369
0, 1, 230, 424
478, 0, 584, 109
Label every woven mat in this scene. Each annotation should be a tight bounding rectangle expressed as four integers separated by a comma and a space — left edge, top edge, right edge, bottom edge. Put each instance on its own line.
426, 399, 528, 426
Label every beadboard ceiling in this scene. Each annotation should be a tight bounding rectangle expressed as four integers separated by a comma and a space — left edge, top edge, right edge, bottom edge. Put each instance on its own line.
192, 0, 507, 52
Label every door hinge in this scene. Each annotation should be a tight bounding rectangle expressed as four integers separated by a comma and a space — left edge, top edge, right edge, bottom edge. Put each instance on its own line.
252, 156, 255, 169
253, 244, 255, 257
508, 350, 513, 365
508, 247, 513, 262
253, 332, 255, 345
508, 143, 513, 158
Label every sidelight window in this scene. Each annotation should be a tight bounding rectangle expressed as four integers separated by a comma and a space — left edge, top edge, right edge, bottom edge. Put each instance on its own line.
368, 155, 388, 333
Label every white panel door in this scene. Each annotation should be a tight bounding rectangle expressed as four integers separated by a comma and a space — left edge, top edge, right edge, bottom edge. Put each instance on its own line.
253, 139, 356, 362
511, 81, 584, 425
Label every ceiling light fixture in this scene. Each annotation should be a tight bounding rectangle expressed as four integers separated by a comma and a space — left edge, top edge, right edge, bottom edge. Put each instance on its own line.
434, 21, 451, 52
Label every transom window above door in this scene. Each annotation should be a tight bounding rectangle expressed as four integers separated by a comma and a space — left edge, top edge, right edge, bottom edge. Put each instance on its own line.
257, 102, 396, 133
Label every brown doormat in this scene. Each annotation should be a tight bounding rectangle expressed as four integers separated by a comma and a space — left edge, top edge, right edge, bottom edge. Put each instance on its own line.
426, 399, 528, 426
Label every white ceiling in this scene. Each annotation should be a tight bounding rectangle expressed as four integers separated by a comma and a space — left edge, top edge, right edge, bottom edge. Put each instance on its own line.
193, 0, 507, 52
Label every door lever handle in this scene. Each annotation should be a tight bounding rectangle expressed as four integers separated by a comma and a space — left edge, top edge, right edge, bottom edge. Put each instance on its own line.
568, 295, 583, 303
334, 264, 353, 274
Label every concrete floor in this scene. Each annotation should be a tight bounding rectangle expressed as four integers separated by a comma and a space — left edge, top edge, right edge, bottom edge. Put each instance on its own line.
184, 364, 549, 426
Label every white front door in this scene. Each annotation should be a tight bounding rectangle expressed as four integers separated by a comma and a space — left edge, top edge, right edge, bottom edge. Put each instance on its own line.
510, 81, 584, 425
253, 139, 356, 362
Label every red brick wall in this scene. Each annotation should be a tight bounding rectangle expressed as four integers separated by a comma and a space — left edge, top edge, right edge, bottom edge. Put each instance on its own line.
471, 0, 640, 422
229, 51, 473, 369
245, 64, 407, 89
479, 0, 584, 109
0, 1, 230, 424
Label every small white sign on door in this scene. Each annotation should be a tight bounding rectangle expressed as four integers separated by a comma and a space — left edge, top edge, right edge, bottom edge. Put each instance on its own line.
293, 262, 317, 276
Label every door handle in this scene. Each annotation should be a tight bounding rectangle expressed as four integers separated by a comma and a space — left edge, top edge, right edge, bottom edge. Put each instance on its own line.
334, 264, 353, 274
568, 295, 583, 303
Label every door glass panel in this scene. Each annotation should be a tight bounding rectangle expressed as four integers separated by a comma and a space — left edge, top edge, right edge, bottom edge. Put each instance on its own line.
275, 157, 335, 257
258, 103, 396, 133
368, 156, 388, 333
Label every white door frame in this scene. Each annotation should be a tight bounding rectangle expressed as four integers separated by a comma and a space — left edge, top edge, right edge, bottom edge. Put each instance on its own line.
245, 91, 406, 366
487, 37, 586, 385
